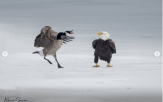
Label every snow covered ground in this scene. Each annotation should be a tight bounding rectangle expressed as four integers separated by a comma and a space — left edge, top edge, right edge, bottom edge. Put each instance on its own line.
0, 0, 162, 102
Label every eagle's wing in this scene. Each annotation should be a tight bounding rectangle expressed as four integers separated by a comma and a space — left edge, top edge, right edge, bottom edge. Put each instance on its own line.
92, 39, 98, 49
108, 39, 116, 54
61, 35, 75, 44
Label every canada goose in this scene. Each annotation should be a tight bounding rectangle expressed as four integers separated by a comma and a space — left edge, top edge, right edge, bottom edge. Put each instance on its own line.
33, 26, 74, 68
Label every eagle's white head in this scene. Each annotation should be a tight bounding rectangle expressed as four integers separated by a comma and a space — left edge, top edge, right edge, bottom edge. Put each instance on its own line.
97, 31, 109, 41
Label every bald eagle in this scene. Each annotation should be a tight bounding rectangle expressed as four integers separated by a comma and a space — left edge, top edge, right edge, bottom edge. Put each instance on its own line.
92, 31, 116, 67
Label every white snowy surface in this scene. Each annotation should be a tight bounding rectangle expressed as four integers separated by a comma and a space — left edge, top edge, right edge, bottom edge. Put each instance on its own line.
0, 0, 162, 102
0, 52, 162, 102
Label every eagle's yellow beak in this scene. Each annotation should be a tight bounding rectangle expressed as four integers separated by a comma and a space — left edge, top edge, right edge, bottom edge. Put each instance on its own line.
97, 32, 102, 36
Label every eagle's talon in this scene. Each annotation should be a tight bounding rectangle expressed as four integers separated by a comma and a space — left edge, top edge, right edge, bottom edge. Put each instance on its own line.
107, 64, 112, 67
93, 65, 100, 67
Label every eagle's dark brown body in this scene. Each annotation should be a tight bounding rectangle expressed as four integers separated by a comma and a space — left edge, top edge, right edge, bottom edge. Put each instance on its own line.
92, 39, 116, 63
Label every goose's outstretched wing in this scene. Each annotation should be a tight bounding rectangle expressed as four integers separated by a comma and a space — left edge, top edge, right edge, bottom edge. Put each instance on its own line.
34, 34, 52, 48
34, 26, 58, 48
40, 26, 52, 40
61, 35, 75, 44
40, 26, 58, 41
34, 34, 74, 47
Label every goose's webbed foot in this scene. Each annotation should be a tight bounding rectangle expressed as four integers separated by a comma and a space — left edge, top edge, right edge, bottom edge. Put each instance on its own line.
58, 64, 63, 68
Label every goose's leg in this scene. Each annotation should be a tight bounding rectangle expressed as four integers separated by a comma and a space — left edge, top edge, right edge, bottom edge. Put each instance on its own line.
44, 56, 53, 64
54, 55, 63, 68
43, 49, 52, 64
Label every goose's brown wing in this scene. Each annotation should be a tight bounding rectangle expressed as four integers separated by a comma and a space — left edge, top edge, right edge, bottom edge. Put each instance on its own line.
34, 26, 59, 48
50, 30, 58, 40
34, 34, 52, 48
40, 26, 52, 39
40, 26, 58, 41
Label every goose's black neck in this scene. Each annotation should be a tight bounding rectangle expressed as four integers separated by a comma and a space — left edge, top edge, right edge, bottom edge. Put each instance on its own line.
57, 32, 66, 40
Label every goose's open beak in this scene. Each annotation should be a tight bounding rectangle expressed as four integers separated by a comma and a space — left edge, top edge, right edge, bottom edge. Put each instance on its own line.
70, 31, 73, 34
69, 30, 73, 34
